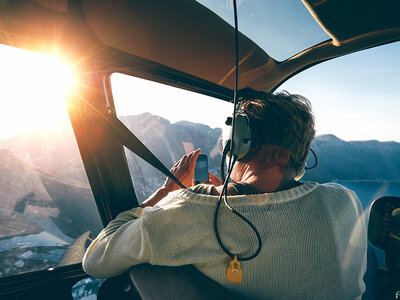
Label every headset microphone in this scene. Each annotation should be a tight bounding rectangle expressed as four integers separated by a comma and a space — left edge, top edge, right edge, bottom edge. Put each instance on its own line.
295, 148, 318, 181
294, 166, 306, 181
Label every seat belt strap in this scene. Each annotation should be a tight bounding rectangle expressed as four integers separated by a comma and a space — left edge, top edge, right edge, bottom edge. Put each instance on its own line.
106, 115, 186, 189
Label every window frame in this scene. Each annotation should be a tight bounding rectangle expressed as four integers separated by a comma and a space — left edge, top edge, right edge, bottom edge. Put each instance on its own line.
99, 49, 235, 212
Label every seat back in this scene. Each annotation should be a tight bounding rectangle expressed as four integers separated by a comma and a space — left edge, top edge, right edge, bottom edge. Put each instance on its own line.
129, 264, 236, 300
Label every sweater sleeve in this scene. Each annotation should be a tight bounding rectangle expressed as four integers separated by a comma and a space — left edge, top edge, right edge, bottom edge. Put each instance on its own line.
82, 207, 151, 279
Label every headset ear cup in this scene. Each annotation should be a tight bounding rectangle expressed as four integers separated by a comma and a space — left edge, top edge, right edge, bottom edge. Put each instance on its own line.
229, 112, 252, 159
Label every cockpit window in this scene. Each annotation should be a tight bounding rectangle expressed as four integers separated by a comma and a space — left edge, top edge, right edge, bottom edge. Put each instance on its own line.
111, 73, 233, 204
281, 41, 400, 269
196, 0, 330, 61
0, 44, 103, 278
281, 40, 400, 226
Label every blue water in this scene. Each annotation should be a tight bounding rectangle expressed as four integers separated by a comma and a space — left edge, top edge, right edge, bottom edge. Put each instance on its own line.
333, 180, 400, 210
334, 180, 400, 269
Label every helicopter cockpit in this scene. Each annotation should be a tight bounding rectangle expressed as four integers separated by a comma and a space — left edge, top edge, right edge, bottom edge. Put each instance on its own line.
0, 0, 400, 299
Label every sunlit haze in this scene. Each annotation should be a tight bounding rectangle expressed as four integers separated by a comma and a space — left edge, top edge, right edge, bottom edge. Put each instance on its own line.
0, 44, 72, 140
111, 73, 233, 130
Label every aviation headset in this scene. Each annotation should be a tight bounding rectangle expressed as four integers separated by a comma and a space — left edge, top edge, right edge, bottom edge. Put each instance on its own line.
221, 100, 316, 182
215, 0, 317, 282
223, 106, 253, 160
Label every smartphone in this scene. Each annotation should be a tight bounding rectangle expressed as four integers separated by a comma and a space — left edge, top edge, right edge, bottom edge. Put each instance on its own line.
195, 154, 209, 184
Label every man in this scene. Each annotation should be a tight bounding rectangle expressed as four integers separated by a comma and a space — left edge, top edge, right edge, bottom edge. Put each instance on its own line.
83, 91, 366, 299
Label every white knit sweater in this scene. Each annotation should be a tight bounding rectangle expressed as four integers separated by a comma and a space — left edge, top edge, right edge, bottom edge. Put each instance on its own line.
83, 182, 367, 300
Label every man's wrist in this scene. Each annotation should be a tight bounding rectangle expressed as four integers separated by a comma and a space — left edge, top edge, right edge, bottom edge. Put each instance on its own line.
156, 187, 170, 198
140, 187, 170, 207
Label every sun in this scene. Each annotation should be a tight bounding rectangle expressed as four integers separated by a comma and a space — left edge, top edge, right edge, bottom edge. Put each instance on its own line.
0, 44, 74, 140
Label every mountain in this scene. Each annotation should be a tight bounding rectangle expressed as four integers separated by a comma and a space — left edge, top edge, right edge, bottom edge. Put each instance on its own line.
119, 113, 222, 170
1, 113, 400, 237
0, 149, 57, 238
1, 113, 399, 278
119, 113, 223, 201
1, 112, 399, 277
303, 134, 400, 182
0, 123, 89, 184
119, 114, 400, 199
0, 125, 102, 242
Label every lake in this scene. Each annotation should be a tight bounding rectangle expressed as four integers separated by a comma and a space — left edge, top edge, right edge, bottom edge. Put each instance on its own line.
334, 180, 400, 269
333, 180, 400, 209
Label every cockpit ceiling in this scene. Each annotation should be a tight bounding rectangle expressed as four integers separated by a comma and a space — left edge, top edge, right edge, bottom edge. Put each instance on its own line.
302, 0, 400, 46
29, 0, 67, 12
1, 0, 400, 93
81, 0, 273, 92
81, 0, 400, 91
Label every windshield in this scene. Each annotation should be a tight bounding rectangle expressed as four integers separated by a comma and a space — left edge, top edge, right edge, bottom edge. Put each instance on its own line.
196, 0, 330, 61
280, 41, 400, 269
0, 44, 102, 278
111, 73, 233, 203
281, 41, 400, 204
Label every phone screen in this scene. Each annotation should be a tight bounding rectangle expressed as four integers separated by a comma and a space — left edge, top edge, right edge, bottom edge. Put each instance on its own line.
195, 154, 209, 183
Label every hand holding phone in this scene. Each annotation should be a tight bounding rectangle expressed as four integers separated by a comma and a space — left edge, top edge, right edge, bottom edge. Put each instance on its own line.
195, 154, 209, 184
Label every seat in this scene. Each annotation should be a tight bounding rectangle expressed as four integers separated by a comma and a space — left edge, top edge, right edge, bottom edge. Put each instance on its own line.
97, 264, 236, 300
129, 264, 236, 300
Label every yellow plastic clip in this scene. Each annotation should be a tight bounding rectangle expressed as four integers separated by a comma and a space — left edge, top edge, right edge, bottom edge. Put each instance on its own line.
226, 255, 242, 283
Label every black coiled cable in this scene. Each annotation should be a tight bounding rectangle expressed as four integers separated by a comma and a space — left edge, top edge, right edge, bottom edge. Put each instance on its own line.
213, 0, 263, 262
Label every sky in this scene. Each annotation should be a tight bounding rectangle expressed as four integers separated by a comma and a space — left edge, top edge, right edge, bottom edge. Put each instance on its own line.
196, 0, 330, 61
111, 73, 233, 130
0, 45, 72, 140
280, 42, 400, 142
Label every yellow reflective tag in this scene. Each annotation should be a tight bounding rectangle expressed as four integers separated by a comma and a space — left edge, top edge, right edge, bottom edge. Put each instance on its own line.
226, 255, 242, 283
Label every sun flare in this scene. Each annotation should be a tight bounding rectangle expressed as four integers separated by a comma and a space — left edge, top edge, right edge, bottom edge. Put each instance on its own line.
0, 44, 74, 140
